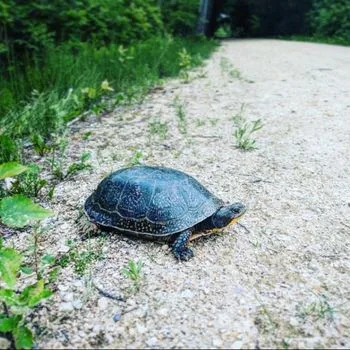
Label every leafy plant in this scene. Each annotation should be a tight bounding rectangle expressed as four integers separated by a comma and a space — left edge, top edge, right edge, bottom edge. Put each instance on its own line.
58, 239, 104, 276
148, 118, 168, 140
178, 48, 192, 83
31, 134, 51, 156
234, 119, 264, 150
12, 164, 47, 198
122, 259, 143, 292
0, 238, 53, 349
66, 152, 92, 178
128, 150, 144, 166
174, 99, 187, 135
220, 57, 242, 79
0, 162, 53, 228
297, 297, 335, 321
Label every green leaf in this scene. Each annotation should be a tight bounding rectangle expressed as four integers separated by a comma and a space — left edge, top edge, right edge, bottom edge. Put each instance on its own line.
14, 325, 33, 350
0, 195, 53, 228
20, 266, 34, 275
40, 254, 55, 265
19, 280, 52, 308
0, 162, 28, 180
0, 247, 22, 288
0, 314, 21, 332
0, 289, 20, 306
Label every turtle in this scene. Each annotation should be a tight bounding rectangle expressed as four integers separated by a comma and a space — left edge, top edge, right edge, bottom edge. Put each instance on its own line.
83, 165, 246, 261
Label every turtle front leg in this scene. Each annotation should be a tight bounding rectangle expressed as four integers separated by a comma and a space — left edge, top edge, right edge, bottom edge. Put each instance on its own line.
172, 230, 194, 261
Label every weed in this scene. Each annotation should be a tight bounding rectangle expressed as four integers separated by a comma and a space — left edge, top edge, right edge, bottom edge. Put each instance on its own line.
297, 297, 335, 321
122, 259, 143, 292
58, 239, 104, 276
128, 150, 143, 166
254, 302, 279, 334
0, 162, 53, 228
31, 134, 51, 156
66, 152, 93, 178
232, 103, 247, 126
148, 117, 168, 140
178, 48, 192, 83
82, 131, 92, 140
0, 135, 20, 164
196, 119, 205, 127
220, 57, 242, 79
12, 164, 47, 198
209, 118, 219, 126
0, 238, 53, 349
47, 135, 69, 181
174, 99, 187, 134
234, 119, 263, 150
0, 163, 54, 349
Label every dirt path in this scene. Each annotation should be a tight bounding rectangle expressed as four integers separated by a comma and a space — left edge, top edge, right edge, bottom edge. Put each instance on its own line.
14, 39, 350, 349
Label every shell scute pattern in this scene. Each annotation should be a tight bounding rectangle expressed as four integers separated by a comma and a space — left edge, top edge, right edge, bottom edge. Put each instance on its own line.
118, 178, 153, 219
84, 166, 224, 236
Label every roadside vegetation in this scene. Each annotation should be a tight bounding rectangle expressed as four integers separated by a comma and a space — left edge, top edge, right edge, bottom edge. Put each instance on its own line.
216, 0, 350, 46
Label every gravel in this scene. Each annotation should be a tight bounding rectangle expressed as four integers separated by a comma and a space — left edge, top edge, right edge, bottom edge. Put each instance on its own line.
6, 39, 350, 349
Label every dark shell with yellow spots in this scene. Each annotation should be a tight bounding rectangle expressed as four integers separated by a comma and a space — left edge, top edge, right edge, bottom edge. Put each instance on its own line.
84, 166, 223, 238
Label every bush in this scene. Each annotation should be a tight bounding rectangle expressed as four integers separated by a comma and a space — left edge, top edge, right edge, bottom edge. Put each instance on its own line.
308, 0, 350, 39
0, 0, 163, 64
160, 0, 200, 36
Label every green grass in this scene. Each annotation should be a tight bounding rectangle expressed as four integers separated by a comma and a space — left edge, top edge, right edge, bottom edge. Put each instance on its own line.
284, 35, 350, 46
0, 36, 218, 163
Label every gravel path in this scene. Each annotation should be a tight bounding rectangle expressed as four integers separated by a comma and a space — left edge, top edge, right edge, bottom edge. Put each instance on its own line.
11, 39, 350, 349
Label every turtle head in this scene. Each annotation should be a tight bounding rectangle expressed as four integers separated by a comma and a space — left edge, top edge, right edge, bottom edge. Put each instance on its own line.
212, 202, 246, 228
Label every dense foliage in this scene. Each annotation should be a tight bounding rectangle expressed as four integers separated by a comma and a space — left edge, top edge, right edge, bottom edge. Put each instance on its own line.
308, 0, 350, 39
0, 0, 163, 57
218, 0, 349, 41
160, 0, 200, 36
220, 0, 313, 37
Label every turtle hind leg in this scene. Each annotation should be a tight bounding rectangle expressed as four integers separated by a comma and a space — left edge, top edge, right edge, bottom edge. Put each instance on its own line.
172, 229, 194, 261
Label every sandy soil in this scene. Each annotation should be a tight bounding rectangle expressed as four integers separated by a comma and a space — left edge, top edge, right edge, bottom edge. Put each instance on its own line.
6, 39, 350, 349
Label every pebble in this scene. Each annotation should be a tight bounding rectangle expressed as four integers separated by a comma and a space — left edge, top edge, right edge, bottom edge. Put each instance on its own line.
72, 300, 83, 309
0, 337, 10, 349
157, 308, 169, 316
113, 313, 121, 322
212, 338, 223, 347
62, 292, 74, 302
97, 298, 109, 309
181, 289, 194, 298
59, 302, 74, 312
146, 337, 158, 347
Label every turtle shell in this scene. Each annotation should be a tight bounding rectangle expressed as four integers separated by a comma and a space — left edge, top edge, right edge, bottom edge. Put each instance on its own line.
84, 166, 223, 237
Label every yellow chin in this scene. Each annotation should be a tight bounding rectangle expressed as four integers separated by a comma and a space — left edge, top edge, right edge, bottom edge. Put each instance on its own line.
230, 216, 243, 225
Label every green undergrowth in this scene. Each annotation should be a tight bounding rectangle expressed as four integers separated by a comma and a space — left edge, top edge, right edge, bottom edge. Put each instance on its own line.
0, 35, 218, 163
284, 35, 350, 46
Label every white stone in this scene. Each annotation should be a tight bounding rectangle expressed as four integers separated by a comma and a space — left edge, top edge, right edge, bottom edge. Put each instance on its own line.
62, 292, 74, 302
146, 337, 158, 347
59, 302, 74, 312
72, 300, 83, 309
97, 298, 109, 309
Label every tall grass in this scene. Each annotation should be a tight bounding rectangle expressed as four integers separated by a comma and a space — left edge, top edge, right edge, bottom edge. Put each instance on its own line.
0, 36, 218, 161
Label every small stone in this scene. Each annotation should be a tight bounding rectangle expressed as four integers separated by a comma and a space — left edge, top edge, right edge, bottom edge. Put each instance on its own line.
213, 338, 223, 347
72, 300, 83, 309
113, 313, 121, 322
97, 298, 109, 309
161, 244, 169, 251
62, 292, 74, 302
59, 302, 74, 312
146, 337, 158, 347
181, 289, 194, 298
136, 324, 147, 334
157, 308, 169, 316
0, 337, 10, 349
